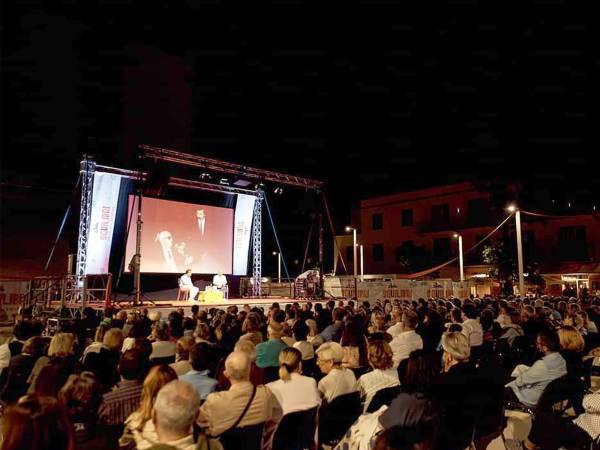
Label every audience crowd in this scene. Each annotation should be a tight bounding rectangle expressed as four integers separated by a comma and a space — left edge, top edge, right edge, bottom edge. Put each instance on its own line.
1, 293, 600, 450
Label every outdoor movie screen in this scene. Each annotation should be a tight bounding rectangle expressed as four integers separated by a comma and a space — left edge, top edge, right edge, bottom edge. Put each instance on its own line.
125, 196, 234, 274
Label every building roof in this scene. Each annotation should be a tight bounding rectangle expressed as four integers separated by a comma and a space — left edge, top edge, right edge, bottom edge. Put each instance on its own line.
360, 182, 485, 208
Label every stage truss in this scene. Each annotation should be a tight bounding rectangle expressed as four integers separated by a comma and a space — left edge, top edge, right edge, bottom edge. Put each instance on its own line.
72, 145, 326, 305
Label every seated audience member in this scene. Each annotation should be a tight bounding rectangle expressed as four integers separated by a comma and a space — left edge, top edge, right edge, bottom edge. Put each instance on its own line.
386, 306, 404, 338
59, 371, 115, 449
122, 322, 148, 353
99, 349, 147, 427
505, 329, 567, 407
574, 390, 600, 440
315, 342, 358, 403
255, 322, 288, 369
179, 342, 218, 401
218, 339, 265, 390
28, 332, 83, 395
372, 424, 437, 450
341, 315, 369, 370
0, 328, 11, 377
198, 351, 282, 437
0, 395, 75, 450
150, 380, 200, 450
266, 347, 321, 416
499, 309, 524, 348
8, 320, 31, 357
306, 319, 324, 348
193, 322, 213, 345
83, 327, 123, 390
368, 313, 392, 342
0, 335, 46, 404
357, 339, 400, 411
558, 325, 585, 382
150, 322, 176, 362
461, 303, 483, 348
82, 324, 111, 357
292, 319, 315, 361
389, 310, 423, 369
238, 315, 264, 347
121, 365, 178, 450
319, 308, 346, 343
434, 332, 481, 450
170, 336, 195, 376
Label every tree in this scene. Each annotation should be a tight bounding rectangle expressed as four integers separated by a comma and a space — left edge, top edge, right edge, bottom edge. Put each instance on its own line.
483, 240, 543, 295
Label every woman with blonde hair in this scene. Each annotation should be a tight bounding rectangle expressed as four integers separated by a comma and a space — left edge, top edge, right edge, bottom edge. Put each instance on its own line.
81, 328, 123, 390
28, 333, 77, 386
559, 325, 586, 383
357, 339, 400, 411
306, 319, 323, 348
120, 364, 178, 449
193, 322, 213, 344
266, 347, 321, 416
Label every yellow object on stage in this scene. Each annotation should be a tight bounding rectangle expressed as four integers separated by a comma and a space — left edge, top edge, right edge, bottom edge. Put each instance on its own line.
198, 290, 224, 303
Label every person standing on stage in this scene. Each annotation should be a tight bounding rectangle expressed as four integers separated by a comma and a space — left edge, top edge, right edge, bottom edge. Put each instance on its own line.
212, 272, 228, 299
179, 270, 199, 301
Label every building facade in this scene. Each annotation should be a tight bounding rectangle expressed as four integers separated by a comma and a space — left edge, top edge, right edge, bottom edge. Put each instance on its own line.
337, 182, 600, 294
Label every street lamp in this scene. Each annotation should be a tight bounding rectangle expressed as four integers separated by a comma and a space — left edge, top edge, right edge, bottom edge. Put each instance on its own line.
346, 226, 357, 279
506, 204, 525, 296
453, 233, 464, 282
359, 244, 364, 282
272, 251, 281, 283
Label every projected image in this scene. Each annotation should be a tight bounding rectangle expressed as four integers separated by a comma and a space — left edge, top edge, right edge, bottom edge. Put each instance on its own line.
125, 196, 234, 274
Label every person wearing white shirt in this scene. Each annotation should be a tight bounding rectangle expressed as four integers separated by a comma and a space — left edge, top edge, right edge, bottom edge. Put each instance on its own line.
179, 269, 199, 301
267, 347, 321, 416
315, 342, 358, 403
357, 339, 400, 412
461, 304, 483, 347
386, 305, 404, 338
212, 273, 228, 299
389, 310, 423, 368
0, 330, 11, 377
291, 320, 315, 361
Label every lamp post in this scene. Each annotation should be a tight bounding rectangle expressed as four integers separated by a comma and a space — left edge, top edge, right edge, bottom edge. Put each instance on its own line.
360, 244, 364, 282
507, 205, 525, 296
453, 233, 464, 282
346, 226, 357, 279
272, 251, 281, 283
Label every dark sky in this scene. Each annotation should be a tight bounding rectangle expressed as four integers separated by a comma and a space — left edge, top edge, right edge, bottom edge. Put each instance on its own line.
1, 1, 599, 277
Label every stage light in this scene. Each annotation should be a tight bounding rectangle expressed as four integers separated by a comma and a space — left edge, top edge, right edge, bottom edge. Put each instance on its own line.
200, 173, 211, 180
273, 187, 283, 194
219, 178, 229, 185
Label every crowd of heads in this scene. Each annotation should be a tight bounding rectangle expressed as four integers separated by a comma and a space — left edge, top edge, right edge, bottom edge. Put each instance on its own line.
1, 291, 600, 449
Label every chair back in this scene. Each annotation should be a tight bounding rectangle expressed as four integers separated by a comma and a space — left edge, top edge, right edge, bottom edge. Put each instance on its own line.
366, 385, 401, 413
272, 406, 318, 450
149, 355, 176, 366
537, 375, 586, 416
318, 391, 361, 445
220, 422, 264, 450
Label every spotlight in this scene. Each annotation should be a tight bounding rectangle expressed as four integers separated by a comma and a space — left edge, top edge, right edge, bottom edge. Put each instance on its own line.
273, 187, 283, 195
219, 178, 229, 185
506, 205, 517, 213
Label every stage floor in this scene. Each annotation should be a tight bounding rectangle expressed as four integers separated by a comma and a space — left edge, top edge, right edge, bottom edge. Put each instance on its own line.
114, 297, 326, 313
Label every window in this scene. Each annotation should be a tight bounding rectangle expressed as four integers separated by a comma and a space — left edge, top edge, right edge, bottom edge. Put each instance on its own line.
467, 198, 490, 225
395, 241, 414, 262
433, 237, 451, 258
372, 213, 383, 230
373, 244, 384, 261
401, 209, 413, 227
559, 226, 588, 260
346, 246, 354, 263
431, 204, 450, 225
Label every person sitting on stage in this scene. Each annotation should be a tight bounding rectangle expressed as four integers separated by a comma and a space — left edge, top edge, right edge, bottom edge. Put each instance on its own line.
212, 272, 228, 299
179, 270, 199, 301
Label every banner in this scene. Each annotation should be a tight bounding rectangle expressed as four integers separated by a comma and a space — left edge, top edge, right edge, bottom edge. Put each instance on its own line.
232, 194, 256, 275
0, 280, 29, 322
86, 173, 122, 274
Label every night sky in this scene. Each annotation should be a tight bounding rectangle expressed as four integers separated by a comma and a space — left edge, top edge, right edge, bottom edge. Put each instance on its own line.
1, 1, 598, 279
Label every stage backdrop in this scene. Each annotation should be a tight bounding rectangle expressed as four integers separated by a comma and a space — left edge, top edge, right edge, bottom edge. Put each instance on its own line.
232, 194, 256, 276
125, 196, 234, 274
85, 172, 123, 274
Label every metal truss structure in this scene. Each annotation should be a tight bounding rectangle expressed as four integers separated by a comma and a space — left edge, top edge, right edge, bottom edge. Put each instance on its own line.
76, 159, 96, 290
252, 190, 263, 297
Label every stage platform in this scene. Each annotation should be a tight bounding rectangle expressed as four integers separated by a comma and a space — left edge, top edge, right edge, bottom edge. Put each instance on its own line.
114, 297, 328, 315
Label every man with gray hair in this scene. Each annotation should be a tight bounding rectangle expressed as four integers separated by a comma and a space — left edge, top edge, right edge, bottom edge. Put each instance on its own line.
151, 380, 199, 450
198, 351, 281, 438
